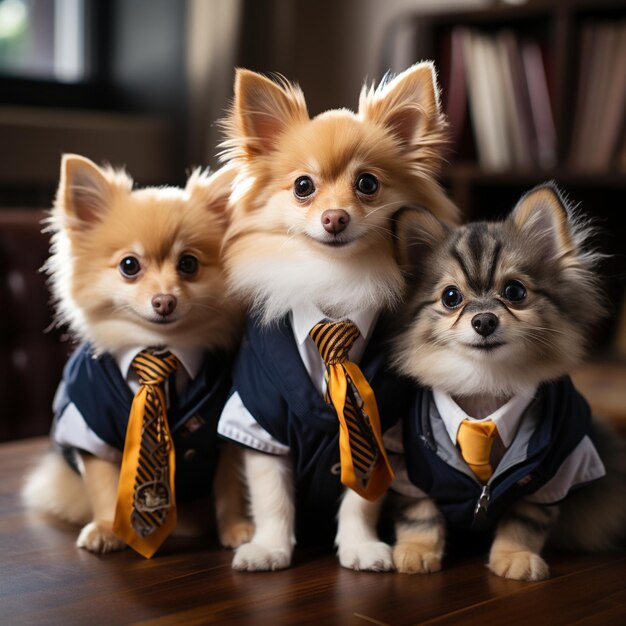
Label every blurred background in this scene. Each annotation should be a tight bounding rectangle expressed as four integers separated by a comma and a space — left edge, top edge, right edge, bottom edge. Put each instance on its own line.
1, 0, 625, 441
0, 0, 488, 202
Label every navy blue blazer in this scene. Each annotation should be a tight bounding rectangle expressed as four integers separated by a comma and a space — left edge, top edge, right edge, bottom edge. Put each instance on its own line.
229, 314, 414, 541
403, 377, 595, 546
54, 343, 231, 501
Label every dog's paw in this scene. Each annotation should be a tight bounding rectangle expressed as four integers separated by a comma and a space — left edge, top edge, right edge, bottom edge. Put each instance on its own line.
232, 542, 291, 571
393, 542, 442, 574
338, 541, 394, 572
488, 550, 549, 581
77, 521, 126, 554
218, 518, 255, 549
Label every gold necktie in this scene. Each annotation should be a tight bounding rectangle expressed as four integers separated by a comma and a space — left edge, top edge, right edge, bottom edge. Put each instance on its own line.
113, 350, 178, 558
309, 321, 394, 501
457, 419, 498, 483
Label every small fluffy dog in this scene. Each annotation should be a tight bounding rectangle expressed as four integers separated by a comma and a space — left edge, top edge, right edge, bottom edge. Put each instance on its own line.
389, 182, 626, 580
217, 64, 459, 571
23, 154, 251, 555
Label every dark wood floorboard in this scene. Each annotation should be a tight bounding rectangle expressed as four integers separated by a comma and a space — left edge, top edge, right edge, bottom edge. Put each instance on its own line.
1, 438, 624, 625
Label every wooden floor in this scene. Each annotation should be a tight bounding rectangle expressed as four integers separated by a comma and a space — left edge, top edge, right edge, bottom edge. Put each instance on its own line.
1, 438, 625, 625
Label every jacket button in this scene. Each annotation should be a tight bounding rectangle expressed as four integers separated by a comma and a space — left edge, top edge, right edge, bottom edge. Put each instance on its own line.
184, 449, 197, 462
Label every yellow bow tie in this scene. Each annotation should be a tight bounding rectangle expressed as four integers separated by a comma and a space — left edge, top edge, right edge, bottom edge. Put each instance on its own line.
309, 321, 394, 501
113, 349, 178, 558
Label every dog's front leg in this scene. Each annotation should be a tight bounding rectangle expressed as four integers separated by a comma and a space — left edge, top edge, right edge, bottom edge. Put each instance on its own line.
232, 449, 295, 571
214, 442, 255, 548
392, 496, 445, 574
76, 453, 127, 553
488, 500, 558, 581
336, 488, 393, 571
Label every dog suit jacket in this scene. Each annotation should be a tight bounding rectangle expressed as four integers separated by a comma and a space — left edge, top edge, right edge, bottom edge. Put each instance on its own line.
400, 376, 603, 544
52, 343, 231, 501
221, 314, 413, 541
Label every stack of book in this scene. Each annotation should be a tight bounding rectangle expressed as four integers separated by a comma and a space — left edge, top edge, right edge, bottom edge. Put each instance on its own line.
569, 20, 626, 172
442, 27, 556, 171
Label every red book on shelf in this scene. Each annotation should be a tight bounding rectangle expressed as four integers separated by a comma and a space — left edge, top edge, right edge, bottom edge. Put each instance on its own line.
444, 27, 468, 149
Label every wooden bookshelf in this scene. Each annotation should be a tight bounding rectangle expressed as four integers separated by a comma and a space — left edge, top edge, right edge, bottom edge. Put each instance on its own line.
383, 0, 626, 356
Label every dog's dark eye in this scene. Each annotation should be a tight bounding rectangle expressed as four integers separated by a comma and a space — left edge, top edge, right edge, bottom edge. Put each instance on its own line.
294, 176, 315, 198
442, 286, 463, 309
178, 254, 199, 276
355, 173, 379, 195
503, 280, 527, 303
119, 256, 141, 278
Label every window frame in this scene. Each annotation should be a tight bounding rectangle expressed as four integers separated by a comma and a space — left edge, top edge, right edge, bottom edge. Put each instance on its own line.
0, 0, 110, 110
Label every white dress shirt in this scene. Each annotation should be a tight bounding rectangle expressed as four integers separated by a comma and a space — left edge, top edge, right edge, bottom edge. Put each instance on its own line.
385, 387, 606, 504
217, 304, 379, 454
53, 345, 203, 463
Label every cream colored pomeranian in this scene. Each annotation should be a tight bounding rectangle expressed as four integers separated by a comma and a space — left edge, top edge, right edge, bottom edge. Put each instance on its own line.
216, 64, 459, 571
23, 154, 251, 555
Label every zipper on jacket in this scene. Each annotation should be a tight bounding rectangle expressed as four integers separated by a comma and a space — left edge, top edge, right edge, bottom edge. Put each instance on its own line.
472, 484, 491, 529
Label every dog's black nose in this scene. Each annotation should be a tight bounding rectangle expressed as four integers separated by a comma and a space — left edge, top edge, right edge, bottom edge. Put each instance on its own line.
471, 312, 499, 337
321, 209, 350, 235
152, 294, 177, 316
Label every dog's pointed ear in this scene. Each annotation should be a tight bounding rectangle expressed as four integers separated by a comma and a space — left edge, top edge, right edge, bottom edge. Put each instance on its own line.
59, 154, 119, 227
231, 69, 309, 155
393, 206, 449, 274
185, 163, 236, 226
511, 183, 575, 262
359, 62, 443, 149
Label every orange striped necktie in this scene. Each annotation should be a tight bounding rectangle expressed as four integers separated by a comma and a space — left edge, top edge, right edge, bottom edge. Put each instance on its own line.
309, 321, 394, 501
113, 349, 179, 558
457, 419, 498, 483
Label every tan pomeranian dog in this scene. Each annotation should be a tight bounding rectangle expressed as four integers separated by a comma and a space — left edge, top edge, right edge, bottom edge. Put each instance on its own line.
216, 64, 459, 571
22, 155, 252, 556
388, 183, 625, 580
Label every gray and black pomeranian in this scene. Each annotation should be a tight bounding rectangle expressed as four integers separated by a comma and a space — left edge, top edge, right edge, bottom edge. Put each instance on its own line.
387, 183, 625, 580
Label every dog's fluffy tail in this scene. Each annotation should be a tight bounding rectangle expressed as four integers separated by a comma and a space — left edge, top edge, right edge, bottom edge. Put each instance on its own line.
22, 451, 91, 525
549, 419, 626, 552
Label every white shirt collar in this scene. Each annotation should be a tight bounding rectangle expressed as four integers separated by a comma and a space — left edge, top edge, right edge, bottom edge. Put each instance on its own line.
432, 387, 537, 448
290, 302, 378, 346
112, 346, 204, 381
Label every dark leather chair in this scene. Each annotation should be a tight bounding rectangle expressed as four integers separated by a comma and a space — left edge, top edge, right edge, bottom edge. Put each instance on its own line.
0, 209, 70, 441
